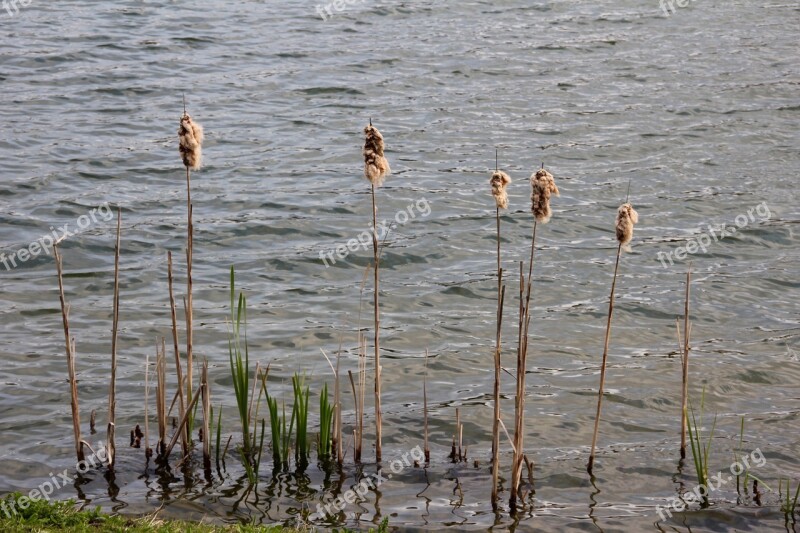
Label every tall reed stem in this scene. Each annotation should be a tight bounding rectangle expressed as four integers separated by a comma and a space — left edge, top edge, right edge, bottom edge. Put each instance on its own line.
185, 166, 194, 434
201, 360, 212, 475
54, 244, 84, 462
108, 210, 121, 470
157, 338, 167, 457
588, 243, 623, 474
371, 183, 382, 463
680, 267, 692, 458
423, 349, 430, 464
491, 206, 506, 511
167, 252, 188, 456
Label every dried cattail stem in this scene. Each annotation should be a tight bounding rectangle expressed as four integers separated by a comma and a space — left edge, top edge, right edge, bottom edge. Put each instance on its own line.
201, 360, 212, 476
531, 169, 559, 224
363, 122, 390, 463
157, 338, 168, 457
54, 244, 85, 463
588, 201, 640, 473
423, 349, 430, 464
490, 171, 511, 210
363, 124, 390, 187
108, 210, 121, 471
680, 267, 692, 458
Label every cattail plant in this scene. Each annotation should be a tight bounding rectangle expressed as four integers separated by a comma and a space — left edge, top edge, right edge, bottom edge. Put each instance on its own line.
489, 166, 510, 510
510, 166, 559, 510
423, 349, 430, 464
107, 211, 121, 470
587, 200, 639, 474
178, 100, 203, 435
363, 120, 390, 462
348, 332, 368, 463
144, 354, 152, 459
54, 244, 85, 463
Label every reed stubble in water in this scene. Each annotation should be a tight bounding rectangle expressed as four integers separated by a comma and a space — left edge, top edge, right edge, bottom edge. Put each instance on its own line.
363, 121, 390, 463
489, 168, 510, 510
588, 201, 639, 474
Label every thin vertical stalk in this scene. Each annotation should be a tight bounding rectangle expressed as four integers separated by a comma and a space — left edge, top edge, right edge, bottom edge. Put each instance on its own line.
167, 251, 188, 456
145, 353, 152, 458
680, 267, 692, 458
201, 360, 212, 475
157, 338, 167, 457
588, 243, 623, 474
185, 166, 194, 432
491, 206, 506, 511
54, 244, 84, 462
108, 210, 121, 470
371, 183, 382, 463
423, 349, 430, 464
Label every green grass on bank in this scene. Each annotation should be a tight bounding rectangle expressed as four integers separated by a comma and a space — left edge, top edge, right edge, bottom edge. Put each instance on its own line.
0, 493, 389, 533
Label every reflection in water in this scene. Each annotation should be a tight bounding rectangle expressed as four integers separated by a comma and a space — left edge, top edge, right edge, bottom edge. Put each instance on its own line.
588, 473, 605, 533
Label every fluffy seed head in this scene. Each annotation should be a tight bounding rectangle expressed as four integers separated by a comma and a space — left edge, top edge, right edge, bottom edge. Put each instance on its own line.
490, 171, 511, 210
531, 169, 560, 223
615, 202, 639, 248
178, 113, 204, 170
363, 124, 391, 186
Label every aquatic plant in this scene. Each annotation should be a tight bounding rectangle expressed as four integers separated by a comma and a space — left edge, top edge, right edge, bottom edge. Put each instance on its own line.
678, 267, 692, 458
178, 99, 203, 438
489, 159, 510, 510
227, 266, 255, 474
687, 388, 716, 507
510, 165, 560, 510
588, 196, 639, 474
318, 382, 334, 460
292, 373, 311, 466
167, 251, 188, 456
779, 479, 800, 519
107, 211, 121, 469
53, 243, 85, 463
363, 120, 390, 462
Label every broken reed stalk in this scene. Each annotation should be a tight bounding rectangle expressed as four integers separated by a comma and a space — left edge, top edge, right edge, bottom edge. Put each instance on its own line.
178, 105, 203, 438
201, 360, 212, 474
423, 349, 430, 464
363, 121, 390, 463
108, 210, 121, 470
54, 244, 85, 462
167, 251, 188, 456
157, 338, 168, 457
335, 344, 343, 465
588, 201, 639, 474
489, 168, 510, 510
680, 267, 692, 458
163, 383, 203, 460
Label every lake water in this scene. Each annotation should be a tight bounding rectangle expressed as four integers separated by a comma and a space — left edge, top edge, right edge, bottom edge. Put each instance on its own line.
1, 0, 798, 531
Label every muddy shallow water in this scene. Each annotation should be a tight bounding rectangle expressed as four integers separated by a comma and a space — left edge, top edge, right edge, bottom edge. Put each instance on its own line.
1, 0, 799, 531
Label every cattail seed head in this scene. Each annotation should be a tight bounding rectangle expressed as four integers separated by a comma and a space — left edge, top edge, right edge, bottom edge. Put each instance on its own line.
363, 124, 391, 186
531, 169, 560, 223
615, 202, 639, 249
178, 113, 204, 170
490, 171, 511, 210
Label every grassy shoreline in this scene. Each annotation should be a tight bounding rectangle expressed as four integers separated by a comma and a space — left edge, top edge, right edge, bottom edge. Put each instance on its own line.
0, 493, 388, 533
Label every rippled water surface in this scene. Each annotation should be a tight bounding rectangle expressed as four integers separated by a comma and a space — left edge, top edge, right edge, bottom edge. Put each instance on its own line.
1, 1, 799, 531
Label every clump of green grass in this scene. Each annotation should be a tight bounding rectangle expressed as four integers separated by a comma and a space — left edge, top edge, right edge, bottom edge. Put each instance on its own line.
267, 392, 293, 470
318, 382, 334, 460
779, 479, 800, 519
686, 388, 716, 508
292, 373, 311, 467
